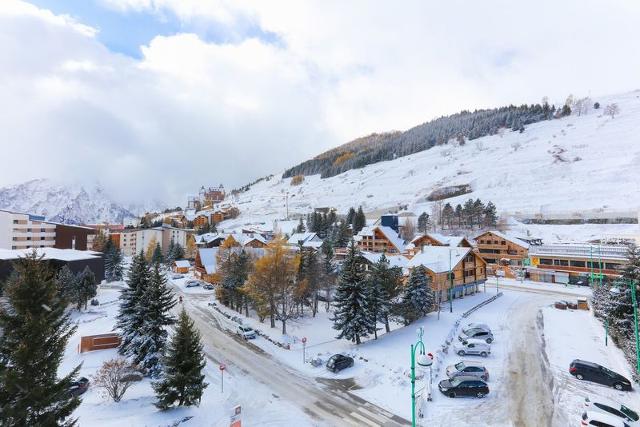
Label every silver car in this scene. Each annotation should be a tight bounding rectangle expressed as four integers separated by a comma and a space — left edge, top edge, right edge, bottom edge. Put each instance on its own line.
454, 339, 491, 357
458, 324, 494, 344
446, 361, 489, 381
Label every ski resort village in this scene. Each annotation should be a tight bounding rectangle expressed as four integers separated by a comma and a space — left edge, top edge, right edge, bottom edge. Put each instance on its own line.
3, 1, 640, 426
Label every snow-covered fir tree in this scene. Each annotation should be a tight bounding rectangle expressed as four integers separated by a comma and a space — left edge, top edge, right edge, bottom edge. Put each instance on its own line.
332, 241, 375, 344
55, 264, 76, 305
368, 253, 403, 334
135, 265, 177, 377
153, 309, 208, 409
116, 252, 151, 357
74, 266, 97, 310
152, 242, 164, 265
105, 244, 124, 282
399, 265, 434, 325
0, 251, 81, 425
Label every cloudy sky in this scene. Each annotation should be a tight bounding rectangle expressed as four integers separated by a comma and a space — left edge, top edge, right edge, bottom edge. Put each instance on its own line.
1, 0, 639, 205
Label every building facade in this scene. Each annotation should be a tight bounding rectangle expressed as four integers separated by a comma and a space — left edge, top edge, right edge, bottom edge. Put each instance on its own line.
53, 223, 96, 251
119, 226, 194, 257
0, 210, 56, 250
354, 226, 405, 254
527, 243, 627, 285
474, 231, 530, 266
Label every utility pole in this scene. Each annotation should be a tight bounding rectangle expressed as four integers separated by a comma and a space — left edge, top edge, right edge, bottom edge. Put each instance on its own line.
449, 249, 453, 313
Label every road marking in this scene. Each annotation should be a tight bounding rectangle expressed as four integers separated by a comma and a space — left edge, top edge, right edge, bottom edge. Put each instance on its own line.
358, 406, 390, 424
349, 411, 381, 426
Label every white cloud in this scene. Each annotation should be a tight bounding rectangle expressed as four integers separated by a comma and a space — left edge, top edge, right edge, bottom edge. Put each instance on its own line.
1, 0, 640, 206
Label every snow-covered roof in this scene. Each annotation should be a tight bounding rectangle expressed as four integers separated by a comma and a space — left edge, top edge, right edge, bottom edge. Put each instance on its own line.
230, 232, 266, 246
355, 225, 405, 252
360, 251, 409, 270
174, 260, 190, 268
407, 246, 471, 273
287, 232, 320, 245
197, 248, 218, 274
194, 233, 226, 245
0, 248, 102, 261
410, 233, 469, 248
475, 230, 531, 249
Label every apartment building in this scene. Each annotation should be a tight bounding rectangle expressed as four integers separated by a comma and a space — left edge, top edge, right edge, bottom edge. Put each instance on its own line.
0, 209, 56, 250
119, 225, 194, 257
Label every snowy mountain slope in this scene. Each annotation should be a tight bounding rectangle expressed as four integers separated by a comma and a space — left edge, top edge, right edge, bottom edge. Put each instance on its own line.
0, 179, 139, 224
226, 91, 640, 228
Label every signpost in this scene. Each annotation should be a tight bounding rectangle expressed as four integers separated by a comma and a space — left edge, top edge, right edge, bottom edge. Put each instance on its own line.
219, 363, 226, 393
230, 405, 242, 427
302, 337, 307, 364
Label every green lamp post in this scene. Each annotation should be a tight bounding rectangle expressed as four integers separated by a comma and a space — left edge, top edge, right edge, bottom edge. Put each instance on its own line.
410, 327, 431, 427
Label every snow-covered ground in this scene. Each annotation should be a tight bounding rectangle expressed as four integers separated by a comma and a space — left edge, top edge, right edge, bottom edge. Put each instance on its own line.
61, 285, 314, 426
543, 305, 640, 426
221, 90, 640, 235
193, 282, 568, 425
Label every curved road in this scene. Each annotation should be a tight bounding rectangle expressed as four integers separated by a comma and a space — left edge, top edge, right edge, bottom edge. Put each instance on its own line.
174, 287, 410, 427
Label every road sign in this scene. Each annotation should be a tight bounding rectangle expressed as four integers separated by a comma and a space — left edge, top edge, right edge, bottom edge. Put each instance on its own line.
219, 363, 226, 371
301, 337, 307, 344
230, 405, 242, 427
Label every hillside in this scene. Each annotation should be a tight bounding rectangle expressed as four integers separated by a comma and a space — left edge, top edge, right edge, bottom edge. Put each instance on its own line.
225, 91, 640, 231
0, 179, 141, 224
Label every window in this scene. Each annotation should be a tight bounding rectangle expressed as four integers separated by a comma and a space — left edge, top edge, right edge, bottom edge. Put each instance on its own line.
12, 237, 17, 241
40, 228, 45, 232
27, 228, 32, 232
553, 259, 569, 266
13, 219, 18, 224
40, 237, 45, 240
26, 237, 31, 241
606, 263, 621, 270
501, 240, 506, 245
570, 260, 586, 267
539, 258, 553, 265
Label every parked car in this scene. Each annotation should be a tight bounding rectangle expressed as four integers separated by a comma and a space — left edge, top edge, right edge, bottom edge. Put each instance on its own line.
584, 396, 639, 422
570, 360, 632, 391
68, 377, 90, 397
207, 301, 217, 307
446, 361, 489, 381
438, 376, 489, 398
236, 325, 257, 340
458, 325, 494, 344
185, 280, 201, 288
171, 273, 184, 279
326, 354, 354, 373
454, 339, 491, 357
581, 410, 631, 427
203, 283, 215, 290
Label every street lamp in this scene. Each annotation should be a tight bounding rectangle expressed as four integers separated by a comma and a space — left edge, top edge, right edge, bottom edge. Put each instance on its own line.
411, 327, 431, 427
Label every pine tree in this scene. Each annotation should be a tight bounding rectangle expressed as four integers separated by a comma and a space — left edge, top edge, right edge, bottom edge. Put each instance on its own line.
346, 207, 356, 226
153, 309, 207, 410
366, 254, 395, 338
332, 241, 375, 344
116, 252, 151, 357
135, 265, 177, 377
399, 265, 435, 325
442, 203, 454, 229
172, 243, 185, 260
417, 212, 430, 234
165, 239, 176, 267
295, 217, 306, 233
75, 266, 97, 310
55, 264, 76, 304
455, 204, 463, 228
353, 206, 366, 235
0, 251, 81, 426
152, 242, 164, 266
473, 199, 485, 227
463, 199, 475, 228
105, 244, 124, 282
483, 202, 498, 227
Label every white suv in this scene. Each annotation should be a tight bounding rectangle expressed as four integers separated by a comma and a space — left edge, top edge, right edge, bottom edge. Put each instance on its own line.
453, 339, 491, 357
236, 325, 257, 340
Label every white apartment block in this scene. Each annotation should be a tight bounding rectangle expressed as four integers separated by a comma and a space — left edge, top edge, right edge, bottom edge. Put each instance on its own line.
0, 210, 57, 250
119, 226, 193, 257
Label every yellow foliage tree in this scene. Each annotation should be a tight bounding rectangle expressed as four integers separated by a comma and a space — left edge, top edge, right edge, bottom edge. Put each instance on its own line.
244, 236, 299, 333
185, 234, 196, 259
145, 236, 158, 262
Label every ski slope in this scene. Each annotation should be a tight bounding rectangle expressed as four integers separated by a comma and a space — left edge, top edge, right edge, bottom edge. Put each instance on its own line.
226, 91, 640, 230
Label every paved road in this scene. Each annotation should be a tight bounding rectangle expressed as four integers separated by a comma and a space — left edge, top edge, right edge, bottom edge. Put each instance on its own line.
173, 287, 410, 427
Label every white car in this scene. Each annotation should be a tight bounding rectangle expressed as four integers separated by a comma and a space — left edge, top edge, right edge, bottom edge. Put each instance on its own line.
584, 396, 639, 423
185, 280, 201, 288
236, 325, 257, 340
581, 410, 631, 427
454, 339, 491, 357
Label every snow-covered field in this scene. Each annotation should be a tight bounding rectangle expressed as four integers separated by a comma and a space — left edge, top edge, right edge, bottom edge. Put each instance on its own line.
61, 285, 314, 427
221, 90, 640, 236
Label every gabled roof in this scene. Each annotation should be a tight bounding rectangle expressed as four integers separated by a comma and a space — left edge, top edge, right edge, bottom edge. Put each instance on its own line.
407, 246, 473, 273
355, 226, 405, 252
410, 233, 471, 248
360, 251, 409, 270
174, 260, 190, 268
287, 232, 320, 246
474, 230, 530, 249
197, 248, 218, 274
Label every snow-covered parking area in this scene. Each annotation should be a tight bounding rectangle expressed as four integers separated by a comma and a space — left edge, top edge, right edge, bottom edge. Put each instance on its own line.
543, 306, 640, 426
195, 288, 556, 425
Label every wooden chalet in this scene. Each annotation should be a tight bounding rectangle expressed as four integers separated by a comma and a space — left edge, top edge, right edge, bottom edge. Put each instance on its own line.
474, 230, 530, 267
354, 225, 405, 254
406, 233, 473, 257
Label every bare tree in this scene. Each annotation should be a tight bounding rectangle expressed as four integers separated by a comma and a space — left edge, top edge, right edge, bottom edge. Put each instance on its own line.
574, 97, 591, 116
431, 200, 443, 232
604, 103, 620, 119
400, 217, 416, 241
93, 358, 137, 402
